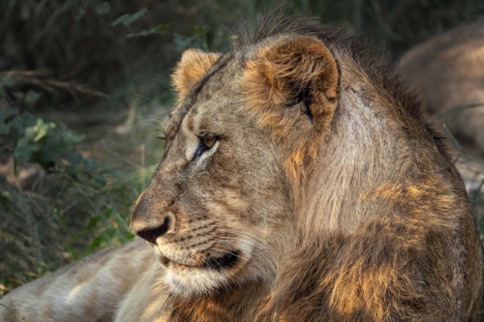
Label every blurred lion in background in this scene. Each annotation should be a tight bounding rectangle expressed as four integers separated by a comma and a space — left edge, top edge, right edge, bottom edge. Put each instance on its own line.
398, 19, 484, 231
398, 19, 484, 155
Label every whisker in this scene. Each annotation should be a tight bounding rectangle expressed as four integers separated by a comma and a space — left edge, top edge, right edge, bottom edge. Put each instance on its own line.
131, 93, 169, 110
216, 228, 266, 244
136, 115, 167, 126
206, 246, 250, 262
206, 233, 262, 251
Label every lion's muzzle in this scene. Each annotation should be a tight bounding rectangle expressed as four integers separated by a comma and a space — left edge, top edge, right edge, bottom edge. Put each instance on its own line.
131, 189, 243, 271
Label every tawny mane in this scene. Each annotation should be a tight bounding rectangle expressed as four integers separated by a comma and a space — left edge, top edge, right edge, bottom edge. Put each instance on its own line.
235, 14, 482, 321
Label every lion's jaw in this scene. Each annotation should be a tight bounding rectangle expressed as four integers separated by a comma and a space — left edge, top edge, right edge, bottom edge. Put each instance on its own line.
154, 237, 256, 297
133, 166, 289, 298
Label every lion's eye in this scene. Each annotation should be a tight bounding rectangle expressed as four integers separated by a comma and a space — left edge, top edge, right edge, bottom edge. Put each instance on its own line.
193, 133, 218, 160
202, 133, 217, 149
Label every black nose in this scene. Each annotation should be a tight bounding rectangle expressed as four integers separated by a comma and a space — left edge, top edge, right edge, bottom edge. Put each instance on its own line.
135, 215, 171, 244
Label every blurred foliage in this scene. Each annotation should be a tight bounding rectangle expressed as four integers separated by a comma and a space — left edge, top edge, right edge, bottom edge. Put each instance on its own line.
1, 108, 84, 170
1, 0, 484, 295
2, 0, 483, 112
2, 0, 484, 113
0, 104, 139, 293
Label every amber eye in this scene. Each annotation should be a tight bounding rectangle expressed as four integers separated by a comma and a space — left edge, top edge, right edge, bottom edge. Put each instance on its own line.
202, 133, 217, 149
193, 133, 218, 160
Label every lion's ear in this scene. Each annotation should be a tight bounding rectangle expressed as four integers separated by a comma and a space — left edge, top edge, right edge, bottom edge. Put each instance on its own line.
171, 49, 221, 101
243, 36, 339, 134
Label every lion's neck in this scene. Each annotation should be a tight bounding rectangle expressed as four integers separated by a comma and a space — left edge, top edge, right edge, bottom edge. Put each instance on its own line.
296, 78, 435, 236
165, 281, 268, 322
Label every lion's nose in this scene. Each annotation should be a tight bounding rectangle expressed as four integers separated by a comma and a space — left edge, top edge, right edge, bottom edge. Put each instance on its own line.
132, 212, 175, 244
131, 190, 176, 244
134, 214, 172, 244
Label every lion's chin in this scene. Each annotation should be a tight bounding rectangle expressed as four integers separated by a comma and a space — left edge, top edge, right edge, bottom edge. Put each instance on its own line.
163, 266, 232, 297
159, 250, 240, 270
157, 249, 251, 297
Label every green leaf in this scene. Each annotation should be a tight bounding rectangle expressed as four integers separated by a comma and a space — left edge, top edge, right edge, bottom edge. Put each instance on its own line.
111, 13, 130, 26
82, 157, 98, 172
173, 27, 209, 51
111, 9, 147, 27
76, 8, 86, 20
66, 245, 79, 259
126, 29, 152, 38
32, 119, 52, 142
14, 142, 38, 162
153, 23, 171, 35
62, 0, 77, 11
92, 174, 106, 187
25, 90, 42, 105
105, 228, 116, 239
0, 76, 15, 87
85, 216, 102, 230
0, 122, 11, 135
67, 152, 84, 166
126, 23, 171, 38
125, 9, 147, 25
190, 26, 209, 37
76, 172, 88, 183
173, 33, 194, 51
0, 108, 17, 123
95, 2, 111, 15
88, 234, 105, 251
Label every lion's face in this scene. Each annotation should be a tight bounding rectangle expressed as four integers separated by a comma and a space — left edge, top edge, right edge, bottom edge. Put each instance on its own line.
131, 37, 339, 297
131, 55, 293, 297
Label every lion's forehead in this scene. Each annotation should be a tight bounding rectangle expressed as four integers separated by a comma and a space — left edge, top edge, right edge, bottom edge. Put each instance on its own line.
163, 54, 248, 140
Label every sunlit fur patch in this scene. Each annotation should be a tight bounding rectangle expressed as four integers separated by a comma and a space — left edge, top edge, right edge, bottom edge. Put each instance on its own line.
171, 49, 221, 102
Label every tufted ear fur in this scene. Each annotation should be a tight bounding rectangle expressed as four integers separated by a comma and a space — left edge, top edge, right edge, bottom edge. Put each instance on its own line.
243, 36, 339, 136
171, 49, 221, 101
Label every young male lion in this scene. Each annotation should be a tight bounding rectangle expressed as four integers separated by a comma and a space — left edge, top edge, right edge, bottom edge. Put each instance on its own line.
1, 15, 483, 322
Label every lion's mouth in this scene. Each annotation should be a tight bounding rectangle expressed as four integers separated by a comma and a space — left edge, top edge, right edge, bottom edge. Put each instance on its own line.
160, 250, 240, 270
203, 251, 239, 269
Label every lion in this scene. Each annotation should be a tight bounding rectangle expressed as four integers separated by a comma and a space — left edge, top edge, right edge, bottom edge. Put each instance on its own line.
397, 19, 484, 156
397, 19, 484, 234
1, 15, 483, 321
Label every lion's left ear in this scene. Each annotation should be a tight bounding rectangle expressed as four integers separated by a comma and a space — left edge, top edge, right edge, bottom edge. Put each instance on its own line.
171, 49, 221, 101
243, 36, 339, 134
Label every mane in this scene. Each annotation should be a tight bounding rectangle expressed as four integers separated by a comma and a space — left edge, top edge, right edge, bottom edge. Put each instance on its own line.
232, 13, 342, 48
233, 13, 460, 321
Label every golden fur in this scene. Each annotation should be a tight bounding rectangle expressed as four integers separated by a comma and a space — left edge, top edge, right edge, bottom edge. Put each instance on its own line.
1, 15, 483, 321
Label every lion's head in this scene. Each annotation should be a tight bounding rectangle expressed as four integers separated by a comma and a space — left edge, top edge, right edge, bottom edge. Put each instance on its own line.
130, 22, 345, 297
130, 15, 483, 321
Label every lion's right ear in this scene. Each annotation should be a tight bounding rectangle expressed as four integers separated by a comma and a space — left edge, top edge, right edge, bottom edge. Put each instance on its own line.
171, 49, 221, 101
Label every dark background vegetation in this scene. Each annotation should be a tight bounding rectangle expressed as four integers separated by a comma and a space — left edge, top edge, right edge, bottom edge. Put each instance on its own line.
1, 0, 484, 296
